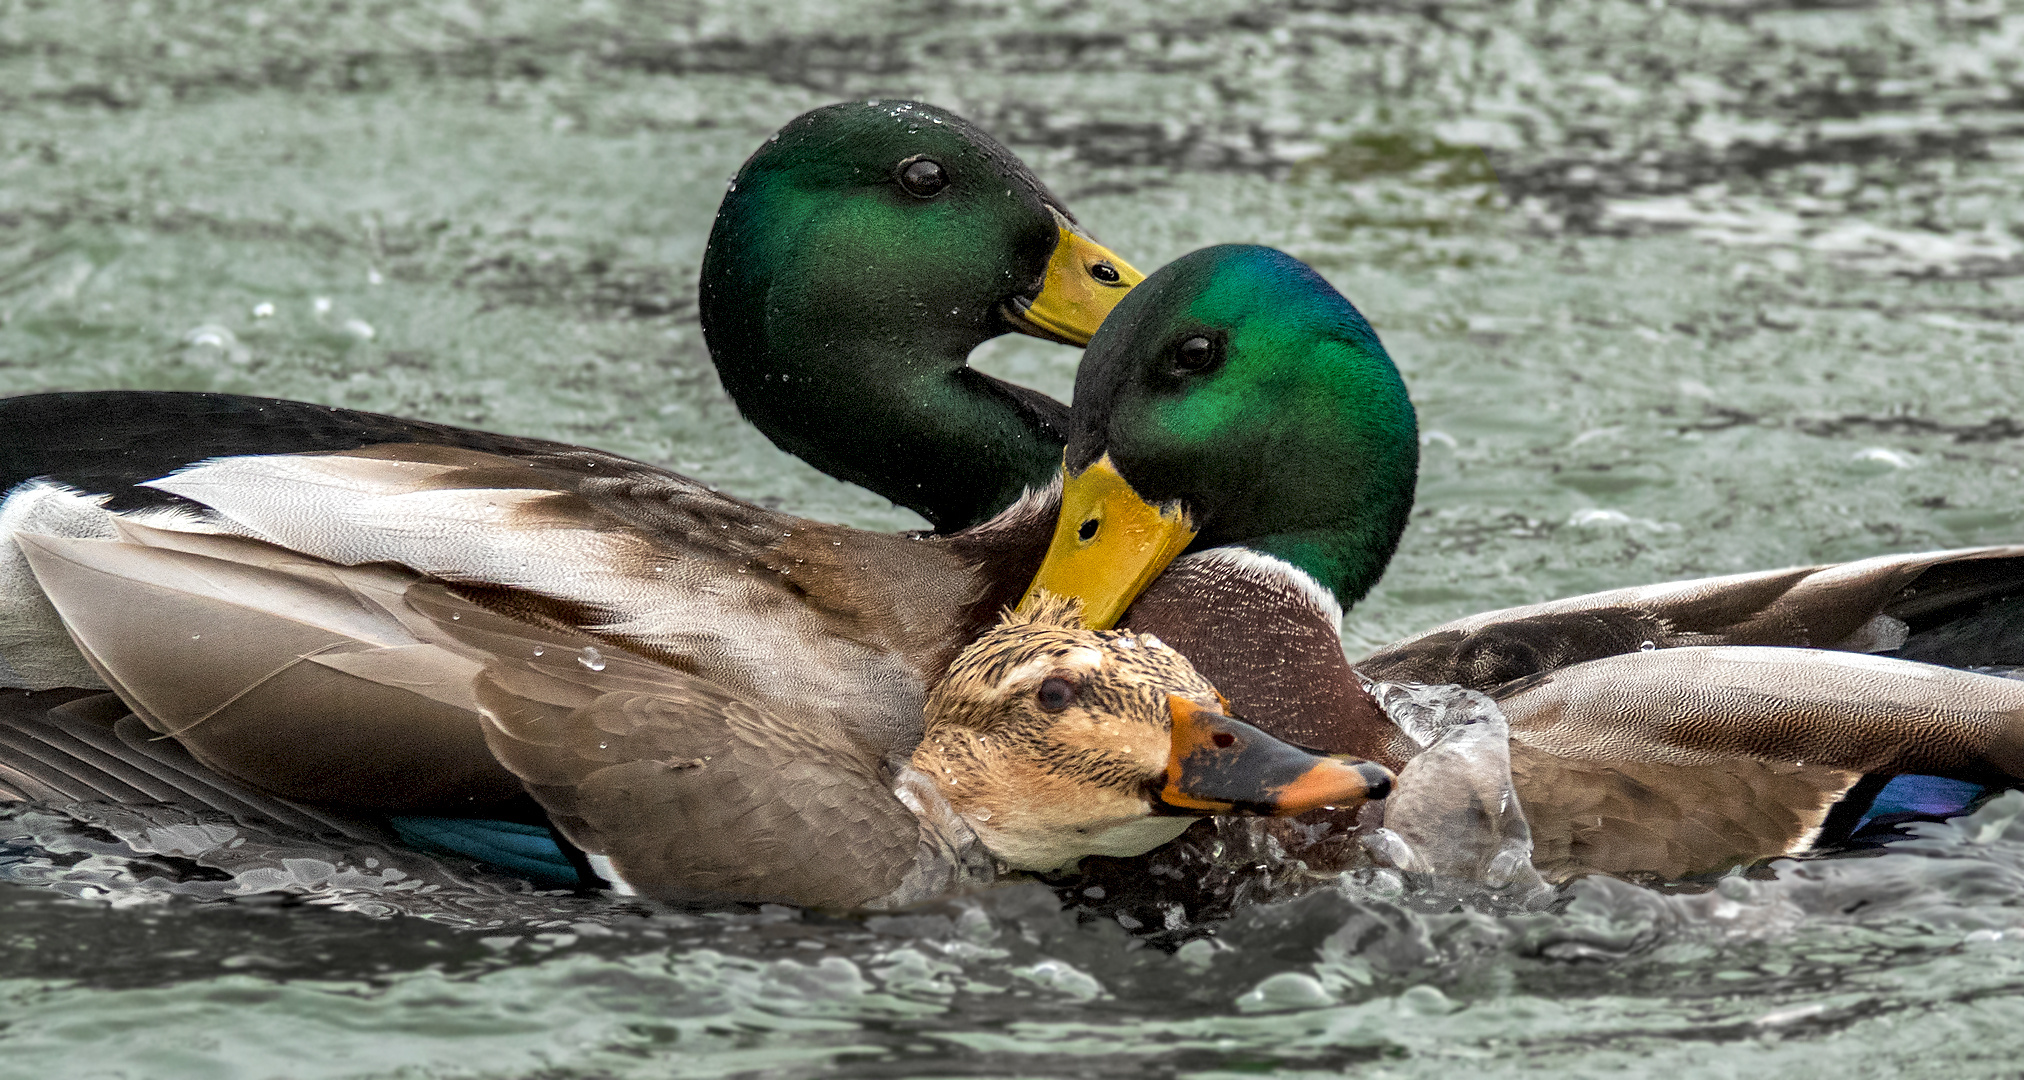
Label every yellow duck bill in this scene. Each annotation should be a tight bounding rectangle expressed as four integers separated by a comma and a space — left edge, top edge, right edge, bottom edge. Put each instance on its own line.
1017, 454, 1197, 630
1158, 695, 1394, 816
999, 211, 1145, 346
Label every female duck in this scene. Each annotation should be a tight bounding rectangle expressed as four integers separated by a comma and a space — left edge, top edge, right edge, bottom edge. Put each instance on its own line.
4, 437, 1386, 901
2, 541, 1384, 908
470, 590, 1382, 906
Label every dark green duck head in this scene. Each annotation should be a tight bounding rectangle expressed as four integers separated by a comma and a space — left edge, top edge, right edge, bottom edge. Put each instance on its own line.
1023, 245, 1419, 624
701, 101, 1140, 532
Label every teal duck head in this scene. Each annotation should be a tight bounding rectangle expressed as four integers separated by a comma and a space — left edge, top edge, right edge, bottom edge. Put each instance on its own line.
1030, 245, 1419, 621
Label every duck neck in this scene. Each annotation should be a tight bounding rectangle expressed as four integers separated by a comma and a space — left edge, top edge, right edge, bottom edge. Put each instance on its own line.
1118, 547, 1417, 769
1241, 517, 1405, 613
735, 329, 1068, 533
700, 172, 1070, 532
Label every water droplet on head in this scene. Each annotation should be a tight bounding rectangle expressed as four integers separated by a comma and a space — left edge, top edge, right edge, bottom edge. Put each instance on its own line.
531, 647, 544, 657
578, 646, 606, 672
1639, 640, 1657, 652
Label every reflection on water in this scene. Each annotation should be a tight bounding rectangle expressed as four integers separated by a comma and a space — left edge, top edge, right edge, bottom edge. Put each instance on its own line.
6, 0, 2024, 1074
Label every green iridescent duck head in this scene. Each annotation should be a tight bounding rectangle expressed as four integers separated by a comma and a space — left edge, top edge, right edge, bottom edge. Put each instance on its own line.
700, 101, 1141, 531
1024, 245, 1419, 621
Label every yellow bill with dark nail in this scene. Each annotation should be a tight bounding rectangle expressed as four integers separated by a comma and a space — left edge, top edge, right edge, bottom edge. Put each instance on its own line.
1016, 454, 1196, 630
1000, 209, 1144, 346
1159, 695, 1394, 816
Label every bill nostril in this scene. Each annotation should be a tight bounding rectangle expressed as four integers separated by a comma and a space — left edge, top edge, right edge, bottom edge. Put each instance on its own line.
1077, 518, 1099, 542
1356, 762, 1394, 801
1090, 261, 1121, 284
1212, 732, 1235, 748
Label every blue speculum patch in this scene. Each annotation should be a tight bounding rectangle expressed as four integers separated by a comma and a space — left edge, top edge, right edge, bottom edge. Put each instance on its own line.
389, 815, 583, 888
1852, 775, 1992, 837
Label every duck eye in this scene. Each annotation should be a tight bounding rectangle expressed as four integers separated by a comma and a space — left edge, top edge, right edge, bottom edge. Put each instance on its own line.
1036, 676, 1078, 712
898, 157, 948, 198
1174, 335, 1217, 372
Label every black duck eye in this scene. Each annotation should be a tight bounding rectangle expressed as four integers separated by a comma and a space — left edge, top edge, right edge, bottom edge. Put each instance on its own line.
898, 157, 948, 198
1036, 676, 1078, 712
1174, 335, 1218, 373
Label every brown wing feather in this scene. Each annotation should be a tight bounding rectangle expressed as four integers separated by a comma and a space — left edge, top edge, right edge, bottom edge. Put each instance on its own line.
1512, 750, 1856, 882
0, 689, 396, 843
1492, 644, 2024, 880
1496, 646, 2024, 779
142, 446, 1029, 759
14, 531, 525, 811
1362, 547, 2024, 689
470, 658, 927, 909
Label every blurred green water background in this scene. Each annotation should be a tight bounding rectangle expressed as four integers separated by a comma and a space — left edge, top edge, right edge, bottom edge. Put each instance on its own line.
5, 1, 2024, 1076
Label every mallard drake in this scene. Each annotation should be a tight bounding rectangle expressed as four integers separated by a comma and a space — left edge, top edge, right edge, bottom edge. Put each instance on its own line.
700, 99, 1142, 531
5, 466, 1386, 907
1045, 243, 2024, 883
701, 173, 2024, 858
702, 194, 2024, 883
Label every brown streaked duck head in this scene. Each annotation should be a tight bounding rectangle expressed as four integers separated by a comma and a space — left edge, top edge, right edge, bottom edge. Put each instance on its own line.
915, 591, 1394, 872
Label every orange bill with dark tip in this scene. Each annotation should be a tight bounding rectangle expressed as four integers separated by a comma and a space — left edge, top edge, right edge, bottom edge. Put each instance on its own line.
1158, 695, 1393, 816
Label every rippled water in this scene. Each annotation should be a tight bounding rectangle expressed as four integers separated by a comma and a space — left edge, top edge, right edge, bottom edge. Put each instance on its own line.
5, 1, 2024, 1075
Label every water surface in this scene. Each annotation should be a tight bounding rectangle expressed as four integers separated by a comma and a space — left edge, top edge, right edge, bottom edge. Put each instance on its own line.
5, 1, 2024, 1075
